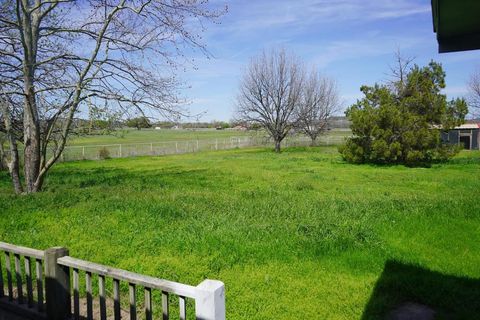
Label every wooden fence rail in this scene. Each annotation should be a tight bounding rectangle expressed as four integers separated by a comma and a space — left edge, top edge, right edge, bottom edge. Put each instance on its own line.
0, 242, 225, 320
0, 242, 45, 318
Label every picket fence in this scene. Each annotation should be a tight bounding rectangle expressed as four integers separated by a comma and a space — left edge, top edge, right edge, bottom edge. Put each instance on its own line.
0, 241, 225, 320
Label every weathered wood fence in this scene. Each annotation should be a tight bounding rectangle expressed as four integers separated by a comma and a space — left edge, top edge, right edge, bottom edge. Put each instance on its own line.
0, 242, 225, 320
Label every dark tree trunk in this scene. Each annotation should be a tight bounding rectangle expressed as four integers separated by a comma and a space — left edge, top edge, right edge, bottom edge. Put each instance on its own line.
274, 140, 281, 153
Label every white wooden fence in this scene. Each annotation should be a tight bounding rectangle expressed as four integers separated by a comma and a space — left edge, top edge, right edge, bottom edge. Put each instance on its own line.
0, 242, 225, 320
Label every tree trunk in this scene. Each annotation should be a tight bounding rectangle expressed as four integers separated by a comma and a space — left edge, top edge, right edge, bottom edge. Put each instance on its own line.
8, 143, 23, 194
0, 99, 24, 194
23, 76, 42, 193
21, 6, 42, 194
274, 140, 281, 153
0, 142, 5, 171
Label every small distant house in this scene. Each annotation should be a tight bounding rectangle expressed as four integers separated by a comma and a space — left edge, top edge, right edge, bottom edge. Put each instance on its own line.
233, 125, 248, 131
441, 123, 480, 150
154, 126, 161, 130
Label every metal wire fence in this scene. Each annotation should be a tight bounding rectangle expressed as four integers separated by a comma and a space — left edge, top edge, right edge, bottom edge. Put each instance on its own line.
2, 133, 348, 163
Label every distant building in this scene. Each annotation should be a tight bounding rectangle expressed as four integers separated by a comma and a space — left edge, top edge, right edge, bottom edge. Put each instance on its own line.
154, 126, 161, 130
441, 123, 480, 150
326, 116, 351, 129
233, 125, 248, 131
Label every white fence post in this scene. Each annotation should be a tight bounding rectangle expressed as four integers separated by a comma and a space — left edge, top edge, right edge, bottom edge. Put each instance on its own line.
195, 280, 225, 320
119, 144, 122, 157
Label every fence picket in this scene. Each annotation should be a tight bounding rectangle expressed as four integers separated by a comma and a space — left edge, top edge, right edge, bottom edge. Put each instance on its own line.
99, 275, 107, 320
162, 291, 169, 320
129, 283, 136, 320
35, 259, 43, 311
113, 279, 121, 320
179, 296, 186, 320
73, 268, 79, 320
5, 252, 13, 300
0, 255, 3, 297
145, 287, 152, 320
14, 254, 23, 304
86, 271, 93, 320
25, 257, 33, 307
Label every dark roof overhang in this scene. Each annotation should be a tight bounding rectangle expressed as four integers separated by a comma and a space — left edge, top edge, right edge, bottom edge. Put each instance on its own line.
431, 0, 480, 53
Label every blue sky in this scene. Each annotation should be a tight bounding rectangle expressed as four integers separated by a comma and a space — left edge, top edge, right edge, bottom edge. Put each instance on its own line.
181, 0, 479, 121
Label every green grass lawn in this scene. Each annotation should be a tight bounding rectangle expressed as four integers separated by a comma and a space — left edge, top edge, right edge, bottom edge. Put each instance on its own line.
0, 147, 479, 319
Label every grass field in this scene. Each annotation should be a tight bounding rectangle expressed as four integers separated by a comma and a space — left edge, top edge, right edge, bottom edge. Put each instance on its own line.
0, 147, 479, 319
68, 128, 254, 146
67, 128, 351, 146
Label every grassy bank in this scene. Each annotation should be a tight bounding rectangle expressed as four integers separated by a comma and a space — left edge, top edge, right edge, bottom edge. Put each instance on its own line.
0, 147, 479, 319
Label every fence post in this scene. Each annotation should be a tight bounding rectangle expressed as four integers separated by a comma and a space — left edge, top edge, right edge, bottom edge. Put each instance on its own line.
197, 140, 199, 152
195, 280, 225, 320
119, 144, 122, 157
82, 146, 85, 159
45, 247, 70, 320
215, 139, 218, 150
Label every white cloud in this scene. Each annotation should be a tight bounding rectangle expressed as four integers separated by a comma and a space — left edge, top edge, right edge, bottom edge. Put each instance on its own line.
220, 0, 430, 35
311, 35, 425, 67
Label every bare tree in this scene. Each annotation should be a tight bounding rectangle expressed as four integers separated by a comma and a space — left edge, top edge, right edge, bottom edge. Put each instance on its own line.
0, 0, 225, 194
387, 50, 415, 97
236, 49, 304, 153
468, 69, 480, 118
296, 72, 340, 145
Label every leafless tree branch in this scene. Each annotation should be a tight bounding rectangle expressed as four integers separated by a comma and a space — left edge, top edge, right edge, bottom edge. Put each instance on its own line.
0, 0, 226, 193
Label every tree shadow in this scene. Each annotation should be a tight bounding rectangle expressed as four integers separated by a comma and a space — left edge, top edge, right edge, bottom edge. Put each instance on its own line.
362, 260, 480, 319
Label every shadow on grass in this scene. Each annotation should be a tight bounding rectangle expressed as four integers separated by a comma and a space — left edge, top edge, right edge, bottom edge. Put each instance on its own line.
362, 260, 480, 319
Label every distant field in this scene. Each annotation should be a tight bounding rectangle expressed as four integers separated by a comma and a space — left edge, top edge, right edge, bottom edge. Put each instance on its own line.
67, 128, 351, 146
0, 147, 479, 319
68, 128, 254, 146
